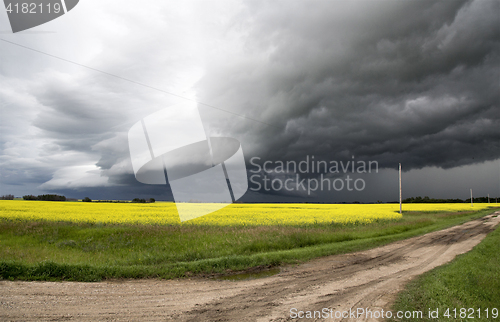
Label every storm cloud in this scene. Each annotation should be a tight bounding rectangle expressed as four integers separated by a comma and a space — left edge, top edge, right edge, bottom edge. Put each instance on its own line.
197, 0, 500, 170
0, 0, 498, 201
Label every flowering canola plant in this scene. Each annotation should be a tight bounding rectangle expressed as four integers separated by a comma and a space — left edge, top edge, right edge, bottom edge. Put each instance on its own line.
0, 201, 495, 226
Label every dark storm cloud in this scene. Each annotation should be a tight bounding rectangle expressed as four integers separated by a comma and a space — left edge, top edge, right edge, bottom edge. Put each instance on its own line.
197, 0, 500, 172
1, 0, 498, 202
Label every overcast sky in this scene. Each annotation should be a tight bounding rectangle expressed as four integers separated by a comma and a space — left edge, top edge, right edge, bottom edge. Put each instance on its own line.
0, 0, 499, 202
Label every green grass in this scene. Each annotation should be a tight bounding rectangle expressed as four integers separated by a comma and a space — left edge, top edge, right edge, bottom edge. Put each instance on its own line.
0, 207, 497, 282
389, 215, 500, 322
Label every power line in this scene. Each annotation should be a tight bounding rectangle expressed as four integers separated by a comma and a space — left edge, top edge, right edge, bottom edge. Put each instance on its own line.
0, 38, 279, 129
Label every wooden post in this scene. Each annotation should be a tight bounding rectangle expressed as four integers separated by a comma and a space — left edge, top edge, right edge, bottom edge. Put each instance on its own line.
470, 189, 473, 207
399, 163, 402, 214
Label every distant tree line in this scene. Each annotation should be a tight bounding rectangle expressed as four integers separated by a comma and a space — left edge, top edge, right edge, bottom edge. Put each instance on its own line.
93, 200, 131, 203
403, 196, 497, 203
5, 193, 495, 204
82, 197, 155, 203
132, 198, 155, 203
23, 194, 66, 201
466, 197, 497, 203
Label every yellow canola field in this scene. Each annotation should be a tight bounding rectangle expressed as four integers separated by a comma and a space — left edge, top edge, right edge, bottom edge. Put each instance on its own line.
0, 200, 496, 226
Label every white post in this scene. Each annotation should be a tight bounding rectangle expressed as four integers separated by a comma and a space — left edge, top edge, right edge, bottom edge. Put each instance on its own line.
399, 163, 402, 214
488, 194, 490, 203
470, 189, 473, 207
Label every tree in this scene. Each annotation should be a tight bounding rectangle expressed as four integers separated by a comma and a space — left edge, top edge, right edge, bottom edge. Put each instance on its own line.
82, 197, 92, 202
132, 198, 146, 203
23, 194, 66, 201
37, 194, 66, 201
149, 198, 155, 203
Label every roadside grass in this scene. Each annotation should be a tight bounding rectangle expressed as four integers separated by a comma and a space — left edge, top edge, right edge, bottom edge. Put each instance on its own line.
389, 215, 500, 322
0, 207, 497, 282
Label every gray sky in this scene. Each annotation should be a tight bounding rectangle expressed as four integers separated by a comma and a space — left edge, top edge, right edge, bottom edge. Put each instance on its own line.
0, 0, 499, 202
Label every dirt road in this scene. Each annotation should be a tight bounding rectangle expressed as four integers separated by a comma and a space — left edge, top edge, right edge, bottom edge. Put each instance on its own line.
1, 212, 499, 322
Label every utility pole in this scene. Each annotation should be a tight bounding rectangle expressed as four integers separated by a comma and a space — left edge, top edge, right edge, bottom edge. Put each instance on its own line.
488, 194, 490, 203
399, 163, 402, 214
470, 188, 473, 207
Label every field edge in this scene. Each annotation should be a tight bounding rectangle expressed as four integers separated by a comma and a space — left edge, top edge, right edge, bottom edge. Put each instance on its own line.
1, 207, 498, 282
